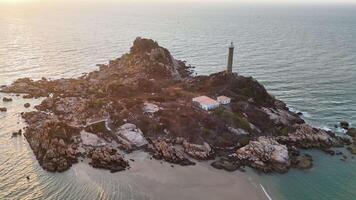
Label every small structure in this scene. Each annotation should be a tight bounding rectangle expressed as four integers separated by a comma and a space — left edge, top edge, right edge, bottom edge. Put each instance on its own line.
217, 96, 231, 105
192, 96, 220, 111
227, 42, 235, 74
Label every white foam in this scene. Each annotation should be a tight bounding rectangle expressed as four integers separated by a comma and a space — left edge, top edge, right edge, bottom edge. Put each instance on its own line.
287, 106, 311, 118
321, 126, 331, 131
260, 184, 273, 200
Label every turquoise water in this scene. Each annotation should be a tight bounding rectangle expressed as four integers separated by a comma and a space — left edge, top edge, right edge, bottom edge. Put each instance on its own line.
256, 149, 356, 200
0, 2, 355, 199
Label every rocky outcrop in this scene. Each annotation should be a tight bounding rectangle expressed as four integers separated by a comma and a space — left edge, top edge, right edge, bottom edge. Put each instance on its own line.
21, 112, 81, 172
88, 147, 129, 173
339, 121, 350, 130
262, 107, 304, 127
346, 128, 356, 154
236, 137, 290, 173
211, 157, 241, 172
150, 138, 195, 166
347, 128, 356, 137
291, 155, 313, 169
2, 97, 12, 102
81, 131, 107, 147
182, 141, 213, 160
276, 124, 335, 149
116, 123, 148, 149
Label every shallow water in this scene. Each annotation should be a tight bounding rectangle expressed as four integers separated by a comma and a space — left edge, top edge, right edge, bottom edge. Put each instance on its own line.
0, 2, 355, 200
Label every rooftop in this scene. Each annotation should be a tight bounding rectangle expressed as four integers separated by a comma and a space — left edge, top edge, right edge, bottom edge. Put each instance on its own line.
193, 96, 219, 106
217, 96, 231, 101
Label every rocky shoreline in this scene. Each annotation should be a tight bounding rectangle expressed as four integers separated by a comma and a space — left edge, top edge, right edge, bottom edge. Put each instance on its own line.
1, 37, 354, 173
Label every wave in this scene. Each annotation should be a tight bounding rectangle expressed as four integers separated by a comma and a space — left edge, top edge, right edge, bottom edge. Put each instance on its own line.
287, 106, 311, 118
260, 184, 273, 200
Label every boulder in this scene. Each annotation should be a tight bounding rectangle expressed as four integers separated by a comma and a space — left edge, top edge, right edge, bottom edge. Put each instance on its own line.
85, 119, 111, 134
211, 157, 240, 172
228, 127, 249, 136
89, 147, 129, 173
292, 155, 313, 169
116, 123, 148, 148
130, 37, 159, 54
346, 128, 356, 138
21, 117, 80, 172
183, 141, 213, 160
340, 121, 350, 130
276, 124, 337, 149
347, 145, 356, 155
262, 107, 304, 127
236, 137, 290, 173
151, 138, 195, 166
81, 131, 106, 147
2, 97, 12, 102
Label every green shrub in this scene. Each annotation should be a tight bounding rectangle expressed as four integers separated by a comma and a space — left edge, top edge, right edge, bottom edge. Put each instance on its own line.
213, 107, 225, 117
232, 114, 251, 132
239, 136, 250, 146
278, 126, 294, 136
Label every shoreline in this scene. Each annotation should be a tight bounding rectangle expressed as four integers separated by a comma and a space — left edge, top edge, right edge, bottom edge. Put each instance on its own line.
70, 151, 268, 200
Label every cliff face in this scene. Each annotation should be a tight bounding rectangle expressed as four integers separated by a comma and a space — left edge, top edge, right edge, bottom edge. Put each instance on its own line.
1, 38, 349, 173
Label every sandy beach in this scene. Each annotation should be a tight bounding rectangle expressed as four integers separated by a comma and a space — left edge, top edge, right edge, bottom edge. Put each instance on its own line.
70, 151, 268, 200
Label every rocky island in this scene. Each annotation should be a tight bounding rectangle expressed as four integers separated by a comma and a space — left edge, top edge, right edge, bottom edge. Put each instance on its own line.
1, 38, 352, 173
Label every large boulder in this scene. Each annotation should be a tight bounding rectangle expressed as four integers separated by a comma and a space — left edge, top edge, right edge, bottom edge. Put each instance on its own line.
211, 157, 240, 172
346, 128, 356, 137
276, 124, 335, 149
81, 131, 106, 147
151, 138, 195, 166
236, 137, 290, 173
130, 37, 160, 54
340, 121, 350, 130
262, 107, 304, 127
89, 147, 129, 173
116, 123, 148, 148
291, 155, 313, 170
183, 141, 214, 160
2, 97, 13, 102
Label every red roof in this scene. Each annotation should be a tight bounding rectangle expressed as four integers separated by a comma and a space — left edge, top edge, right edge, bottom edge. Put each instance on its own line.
193, 96, 219, 106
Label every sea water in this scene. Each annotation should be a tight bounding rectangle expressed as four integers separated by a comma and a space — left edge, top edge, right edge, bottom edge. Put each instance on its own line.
0, 2, 355, 200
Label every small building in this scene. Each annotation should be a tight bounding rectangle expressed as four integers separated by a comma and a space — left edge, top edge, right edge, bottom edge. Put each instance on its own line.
192, 96, 220, 111
217, 96, 231, 105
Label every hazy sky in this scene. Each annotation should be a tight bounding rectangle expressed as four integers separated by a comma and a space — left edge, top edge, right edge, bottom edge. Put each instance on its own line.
0, 0, 355, 4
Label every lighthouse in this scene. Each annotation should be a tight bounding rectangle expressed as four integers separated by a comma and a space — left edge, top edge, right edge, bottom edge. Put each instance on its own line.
227, 42, 234, 74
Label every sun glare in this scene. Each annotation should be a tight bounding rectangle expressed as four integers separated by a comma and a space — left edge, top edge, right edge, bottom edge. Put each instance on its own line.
0, 0, 38, 3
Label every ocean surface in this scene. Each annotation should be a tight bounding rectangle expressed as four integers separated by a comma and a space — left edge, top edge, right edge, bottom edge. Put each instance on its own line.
0, 2, 355, 200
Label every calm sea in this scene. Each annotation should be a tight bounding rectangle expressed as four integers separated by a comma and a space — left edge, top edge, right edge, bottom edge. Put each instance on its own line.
0, 2, 355, 200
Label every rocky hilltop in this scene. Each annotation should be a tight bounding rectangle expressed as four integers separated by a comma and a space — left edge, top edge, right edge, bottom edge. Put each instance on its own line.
1, 38, 351, 173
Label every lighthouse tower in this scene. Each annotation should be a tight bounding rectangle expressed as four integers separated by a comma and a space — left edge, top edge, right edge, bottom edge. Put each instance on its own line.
227, 42, 234, 74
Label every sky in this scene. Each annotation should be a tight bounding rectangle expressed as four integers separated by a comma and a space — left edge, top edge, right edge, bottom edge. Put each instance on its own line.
0, 0, 355, 4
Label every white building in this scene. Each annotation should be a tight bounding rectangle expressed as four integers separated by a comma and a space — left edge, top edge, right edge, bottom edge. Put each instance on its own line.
217, 96, 231, 105
192, 96, 220, 111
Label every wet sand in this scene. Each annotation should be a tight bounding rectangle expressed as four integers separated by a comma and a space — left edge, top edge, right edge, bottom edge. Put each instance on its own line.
71, 151, 268, 200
